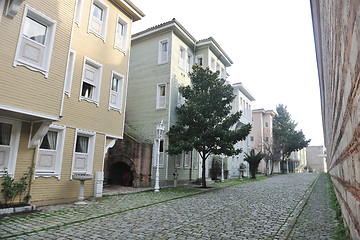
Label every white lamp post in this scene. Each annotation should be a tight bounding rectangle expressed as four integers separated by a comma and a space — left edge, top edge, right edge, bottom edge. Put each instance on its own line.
154, 120, 165, 192
221, 158, 224, 182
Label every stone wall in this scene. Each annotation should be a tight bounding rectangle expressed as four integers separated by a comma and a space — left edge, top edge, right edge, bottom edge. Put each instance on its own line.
310, 0, 360, 239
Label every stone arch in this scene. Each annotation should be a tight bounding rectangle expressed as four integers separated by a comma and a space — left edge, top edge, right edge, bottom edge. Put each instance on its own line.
107, 155, 136, 186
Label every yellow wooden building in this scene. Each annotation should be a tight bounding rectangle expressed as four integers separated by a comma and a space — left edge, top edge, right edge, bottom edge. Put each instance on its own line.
0, 0, 143, 206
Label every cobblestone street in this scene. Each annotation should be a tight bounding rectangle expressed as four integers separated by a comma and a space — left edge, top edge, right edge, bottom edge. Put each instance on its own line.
0, 173, 337, 239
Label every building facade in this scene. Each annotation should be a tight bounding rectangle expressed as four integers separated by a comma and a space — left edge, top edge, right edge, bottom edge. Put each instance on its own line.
227, 82, 255, 178
126, 19, 233, 186
249, 109, 279, 174
0, 0, 143, 206
305, 146, 326, 173
311, 0, 360, 238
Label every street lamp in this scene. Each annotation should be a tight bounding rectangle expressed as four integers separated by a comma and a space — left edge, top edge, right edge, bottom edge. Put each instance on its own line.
154, 120, 165, 192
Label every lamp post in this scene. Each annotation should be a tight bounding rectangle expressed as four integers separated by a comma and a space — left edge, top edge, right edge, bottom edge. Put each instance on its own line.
221, 158, 224, 182
154, 120, 165, 192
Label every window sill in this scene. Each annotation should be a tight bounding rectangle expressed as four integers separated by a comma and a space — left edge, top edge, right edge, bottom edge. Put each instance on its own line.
114, 46, 126, 55
79, 96, 99, 107
88, 28, 106, 43
35, 172, 60, 180
157, 61, 168, 66
13, 59, 48, 78
109, 106, 122, 113
156, 107, 166, 110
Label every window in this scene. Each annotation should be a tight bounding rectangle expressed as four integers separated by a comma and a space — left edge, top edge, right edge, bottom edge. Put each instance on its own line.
35, 125, 65, 179
156, 83, 166, 109
80, 57, 103, 106
64, 50, 76, 97
158, 39, 168, 64
216, 62, 221, 72
88, 0, 109, 41
109, 71, 124, 112
114, 15, 128, 52
211, 57, 215, 71
184, 151, 191, 168
250, 136, 254, 141
179, 46, 186, 70
153, 139, 164, 168
196, 55, 203, 66
71, 129, 95, 177
74, 0, 84, 26
193, 150, 199, 169
0, 118, 21, 177
187, 52, 193, 72
265, 122, 269, 127
13, 5, 57, 78
221, 67, 226, 79
175, 153, 182, 169
265, 137, 269, 142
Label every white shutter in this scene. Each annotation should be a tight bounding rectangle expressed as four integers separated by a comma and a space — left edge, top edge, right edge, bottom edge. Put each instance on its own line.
115, 35, 123, 50
74, 153, 88, 173
91, 16, 102, 35
19, 37, 46, 68
37, 149, 57, 172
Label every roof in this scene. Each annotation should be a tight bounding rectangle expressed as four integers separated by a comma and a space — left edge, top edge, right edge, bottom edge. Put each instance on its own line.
114, 0, 145, 22
252, 109, 276, 116
232, 82, 255, 101
196, 37, 233, 67
132, 18, 232, 66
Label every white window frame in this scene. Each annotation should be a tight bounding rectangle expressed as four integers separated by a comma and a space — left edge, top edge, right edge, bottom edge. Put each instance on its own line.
108, 70, 124, 113
13, 4, 57, 78
221, 67, 226, 79
177, 90, 185, 107
0, 118, 21, 178
79, 56, 103, 106
156, 83, 166, 109
114, 14, 128, 53
88, 0, 109, 42
74, 0, 84, 27
71, 129, 95, 179
216, 62, 221, 72
153, 139, 164, 168
158, 39, 169, 64
178, 45, 186, 70
35, 124, 65, 180
64, 49, 76, 97
184, 151, 191, 169
187, 51, 193, 73
175, 153, 182, 169
196, 55, 203, 66
210, 57, 216, 71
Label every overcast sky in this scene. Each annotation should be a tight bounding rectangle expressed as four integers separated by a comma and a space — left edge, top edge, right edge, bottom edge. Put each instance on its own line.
131, 0, 324, 146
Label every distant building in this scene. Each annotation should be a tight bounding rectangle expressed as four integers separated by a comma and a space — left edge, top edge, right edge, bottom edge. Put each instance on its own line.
311, 0, 360, 238
125, 19, 233, 186
249, 109, 279, 174
227, 82, 255, 178
305, 146, 326, 173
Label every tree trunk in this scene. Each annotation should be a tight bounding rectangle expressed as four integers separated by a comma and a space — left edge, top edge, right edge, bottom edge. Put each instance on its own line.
202, 157, 207, 188
265, 160, 269, 176
270, 160, 274, 175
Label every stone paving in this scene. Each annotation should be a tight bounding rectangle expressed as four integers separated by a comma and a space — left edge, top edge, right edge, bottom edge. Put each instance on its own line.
287, 173, 338, 239
0, 173, 332, 239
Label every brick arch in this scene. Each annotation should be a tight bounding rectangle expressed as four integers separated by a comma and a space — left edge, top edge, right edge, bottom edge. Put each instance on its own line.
104, 133, 152, 187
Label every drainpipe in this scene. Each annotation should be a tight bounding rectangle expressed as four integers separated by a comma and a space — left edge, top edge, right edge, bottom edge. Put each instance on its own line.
27, 144, 38, 204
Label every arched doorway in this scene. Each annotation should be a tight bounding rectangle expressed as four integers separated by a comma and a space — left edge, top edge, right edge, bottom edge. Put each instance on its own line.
108, 161, 134, 186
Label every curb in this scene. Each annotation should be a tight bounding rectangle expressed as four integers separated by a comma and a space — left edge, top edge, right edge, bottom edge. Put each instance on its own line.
0, 204, 36, 217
